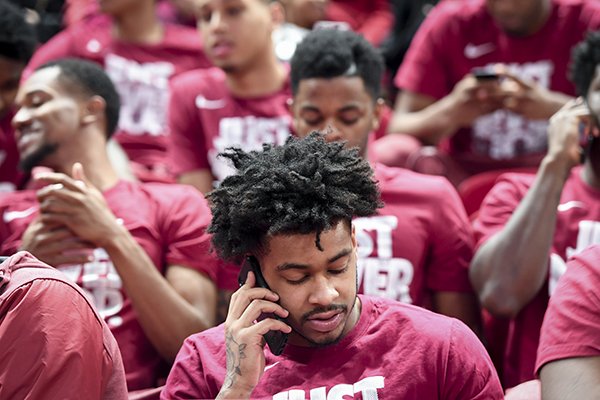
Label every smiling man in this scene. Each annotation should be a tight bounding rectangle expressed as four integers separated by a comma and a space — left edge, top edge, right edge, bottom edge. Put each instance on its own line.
25, 0, 211, 183
161, 133, 503, 399
0, 58, 220, 392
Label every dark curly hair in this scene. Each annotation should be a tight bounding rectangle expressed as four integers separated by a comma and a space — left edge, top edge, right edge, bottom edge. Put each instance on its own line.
36, 58, 121, 139
290, 29, 384, 101
0, 1, 37, 63
570, 30, 600, 97
207, 132, 382, 261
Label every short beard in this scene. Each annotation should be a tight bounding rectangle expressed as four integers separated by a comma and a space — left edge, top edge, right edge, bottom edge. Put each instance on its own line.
295, 301, 355, 348
220, 64, 238, 74
19, 143, 58, 173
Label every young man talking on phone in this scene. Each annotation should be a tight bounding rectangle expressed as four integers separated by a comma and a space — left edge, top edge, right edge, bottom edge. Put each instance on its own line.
470, 31, 600, 389
162, 133, 503, 399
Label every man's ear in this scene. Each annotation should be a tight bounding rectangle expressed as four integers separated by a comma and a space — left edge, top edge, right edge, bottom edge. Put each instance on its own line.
288, 97, 300, 131
371, 98, 385, 132
81, 95, 105, 125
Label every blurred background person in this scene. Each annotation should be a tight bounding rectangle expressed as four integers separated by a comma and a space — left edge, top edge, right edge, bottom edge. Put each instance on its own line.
1, 59, 220, 392
384, 0, 600, 187
0, 2, 37, 192
168, 0, 291, 194
289, 29, 481, 334
470, 30, 600, 389
26, 0, 212, 183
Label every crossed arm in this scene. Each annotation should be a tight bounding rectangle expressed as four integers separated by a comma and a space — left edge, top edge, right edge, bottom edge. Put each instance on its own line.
20, 165, 217, 362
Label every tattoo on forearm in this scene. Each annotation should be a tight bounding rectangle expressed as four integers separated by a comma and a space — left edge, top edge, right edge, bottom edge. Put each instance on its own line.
224, 330, 247, 389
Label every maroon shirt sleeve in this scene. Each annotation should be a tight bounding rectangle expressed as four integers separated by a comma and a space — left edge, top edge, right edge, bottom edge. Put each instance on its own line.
442, 320, 504, 399
168, 71, 211, 175
473, 174, 531, 250
536, 244, 600, 374
427, 178, 475, 292
393, 1, 458, 98
161, 328, 225, 400
0, 279, 127, 400
157, 184, 219, 282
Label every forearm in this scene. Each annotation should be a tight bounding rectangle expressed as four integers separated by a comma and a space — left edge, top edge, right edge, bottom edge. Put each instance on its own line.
540, 358, 600, 400
388, 95, 460, 144
103, 226, 214, 362
470, 157, 571, 316
541, 91, 573, 119
216, 387, 253, 400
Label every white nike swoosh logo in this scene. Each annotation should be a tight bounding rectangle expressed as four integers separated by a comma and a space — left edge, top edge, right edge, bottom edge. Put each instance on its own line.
264, 361, 280, 372
3, 206, 37, 223
464, 43, 495, 59
86, 39, 102, 53
195, 95, 226, 110
557, 201, 587, 212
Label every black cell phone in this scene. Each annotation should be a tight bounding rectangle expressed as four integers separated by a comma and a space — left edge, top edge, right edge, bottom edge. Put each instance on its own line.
238, 256, 289, 356
472, 68, 499, 81
579, 98, 598, 163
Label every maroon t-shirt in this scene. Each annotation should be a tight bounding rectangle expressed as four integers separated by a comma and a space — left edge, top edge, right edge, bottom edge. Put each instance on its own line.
536, 243, 600, 374
162, 295, 503, 399
0, 180, 220, 391
356, 163, 474, 306
167, 67, 292, 185
25, 14, 211, 181
395, 0, 600, 175
0, 251, 127, 399
0, 109, 22, 191
474, 166, 600, 388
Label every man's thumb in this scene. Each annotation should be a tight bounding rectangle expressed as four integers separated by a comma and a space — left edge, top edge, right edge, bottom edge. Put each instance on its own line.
71, 162, 89, 188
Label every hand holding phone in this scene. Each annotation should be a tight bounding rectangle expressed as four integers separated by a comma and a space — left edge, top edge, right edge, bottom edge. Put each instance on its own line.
217, 259, 292, 397
547, 98, 591, 166
238, 257, 289, 356
472, 68, 500, 81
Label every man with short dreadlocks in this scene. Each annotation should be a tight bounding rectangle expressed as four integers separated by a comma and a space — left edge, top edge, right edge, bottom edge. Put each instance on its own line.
162, 133, 503, 399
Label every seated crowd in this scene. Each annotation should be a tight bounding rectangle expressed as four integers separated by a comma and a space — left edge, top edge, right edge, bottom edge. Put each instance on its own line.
1, 0, 600, 399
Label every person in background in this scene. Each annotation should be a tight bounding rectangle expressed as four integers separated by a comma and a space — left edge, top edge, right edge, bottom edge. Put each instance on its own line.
168, 0, 291, 194
25, 0, 212, 183
271, 0, 323, 62
0, 2, 37, 191
288, 29, 481, 333
470, 30, 600, 389
386, 0, 600, 186
1, 58, 220, 392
